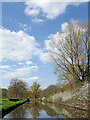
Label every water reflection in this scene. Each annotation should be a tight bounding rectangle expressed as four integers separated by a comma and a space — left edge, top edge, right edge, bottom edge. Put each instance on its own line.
28, 101, 43, 119
3, 101, 88, 119
47, 103, 88, 118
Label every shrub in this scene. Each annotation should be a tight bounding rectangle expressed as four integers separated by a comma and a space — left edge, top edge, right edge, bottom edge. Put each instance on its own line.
9, 98, 19, 101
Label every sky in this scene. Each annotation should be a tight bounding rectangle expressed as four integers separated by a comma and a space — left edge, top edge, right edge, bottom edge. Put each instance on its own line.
0, 0, 88, 89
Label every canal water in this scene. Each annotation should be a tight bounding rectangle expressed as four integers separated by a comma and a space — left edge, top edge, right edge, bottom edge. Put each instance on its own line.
3, 101, 88, 119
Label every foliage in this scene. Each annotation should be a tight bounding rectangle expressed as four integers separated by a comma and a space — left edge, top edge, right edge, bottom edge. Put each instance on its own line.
8, 79, 28, 99
29, 82, 41, 99
41, 84, 61, 97
48, 21, 88, 88
60, 81, 83, 92
2, 89, 8, 98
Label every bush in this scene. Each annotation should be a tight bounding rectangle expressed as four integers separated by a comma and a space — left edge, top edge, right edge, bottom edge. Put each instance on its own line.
9, 98, 19, 101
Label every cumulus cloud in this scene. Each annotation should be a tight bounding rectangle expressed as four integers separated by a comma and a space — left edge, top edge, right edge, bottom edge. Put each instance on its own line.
13, 65, 18, 67
0, 27, 52, 64
1, 65, 39, 80
18, 62, 24, 65
0, 28, 39, 62
26, 61, 33, 65
2, 0, 88, 2
39, 52, 51, 63
2, 0, 26, 2
32, 18, 44, 23
25, 0, 88, 21
61, 22, 68, 32
0, 65, 11, 69
22, 76, 39, 82
18, 22, 32, 31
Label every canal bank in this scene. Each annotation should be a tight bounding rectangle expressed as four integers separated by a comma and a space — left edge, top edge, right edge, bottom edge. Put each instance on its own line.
46, 82, 89, 111
3, 101, 89, 119
1, 99, 27, 118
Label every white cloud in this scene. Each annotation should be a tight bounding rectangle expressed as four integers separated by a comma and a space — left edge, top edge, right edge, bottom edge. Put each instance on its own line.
13, 65, 18, 67
0, 28, 39, 62
2, 0, 89, 2
32, 18, 44, 23
18, 62, 24, 65
0, 65, 11, 69
30, 66, 39, 71
18, 22, 32, 31
22, 77, 39, 82
25, 8, 40, 16
61, 22, 68, 32
25, 0, 88, 20
0, 27, 53, 64
18, 22, 28, 27
26, 61, 33, 65
1, 65, 39, 81
39, 52, 51, 63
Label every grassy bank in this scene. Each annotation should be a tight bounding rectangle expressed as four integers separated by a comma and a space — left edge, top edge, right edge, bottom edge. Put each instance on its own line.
1, 99, 27, 118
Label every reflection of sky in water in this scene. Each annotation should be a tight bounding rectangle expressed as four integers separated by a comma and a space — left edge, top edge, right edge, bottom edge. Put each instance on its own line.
25, 108, 33, 118
39, 110, 51, 118
3, 102, 88, 119
39, 110, 66, 118
39, 110, 54, 118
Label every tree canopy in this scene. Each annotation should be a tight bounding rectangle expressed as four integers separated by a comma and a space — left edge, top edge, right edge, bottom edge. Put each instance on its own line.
2, 88, 8, 98
47, 21, 88, 88
29, 82, 41, 99
8, 79, 28, 99
41, 84, 60, 97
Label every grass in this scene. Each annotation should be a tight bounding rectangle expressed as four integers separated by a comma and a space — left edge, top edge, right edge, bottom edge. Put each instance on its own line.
1, 99, 26, 110
0, 99, 2, 103
1, 99, 27, 118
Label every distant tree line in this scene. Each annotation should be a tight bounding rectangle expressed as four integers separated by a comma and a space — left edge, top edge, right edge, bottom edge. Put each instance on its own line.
1, 88, 8, 99
41, 85, 61, 97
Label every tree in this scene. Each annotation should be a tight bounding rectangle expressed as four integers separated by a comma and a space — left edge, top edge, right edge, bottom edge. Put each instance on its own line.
2, 88, 8, 98
29, 82, 41, 99
41, 84, 60, 97
8, 79, 28, 99
47, 21, 88, 88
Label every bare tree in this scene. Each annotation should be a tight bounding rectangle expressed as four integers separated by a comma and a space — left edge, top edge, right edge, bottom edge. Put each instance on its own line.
48, 21, 88, 88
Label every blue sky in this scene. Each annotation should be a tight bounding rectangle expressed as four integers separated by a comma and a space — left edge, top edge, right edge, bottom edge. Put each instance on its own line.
0, 1, 88, 89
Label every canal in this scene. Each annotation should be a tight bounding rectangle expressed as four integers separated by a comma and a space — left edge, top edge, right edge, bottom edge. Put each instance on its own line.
3, 101, 88, 119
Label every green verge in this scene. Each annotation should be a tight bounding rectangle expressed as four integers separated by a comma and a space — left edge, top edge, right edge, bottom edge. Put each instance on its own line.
0, 99, 2, 110
2, 99, 26, 110
1, 99, 27, 118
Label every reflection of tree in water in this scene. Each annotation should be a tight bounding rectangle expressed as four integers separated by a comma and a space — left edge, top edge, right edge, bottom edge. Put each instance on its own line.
42, 103, 58, 117
46, 103, 88, 118
8, 101, 59, 119
9, 104, 27, 118
28, 101, 60, 118
28, 101, 58, 118
28, 101, 43, 119
5, 101, 87, 119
